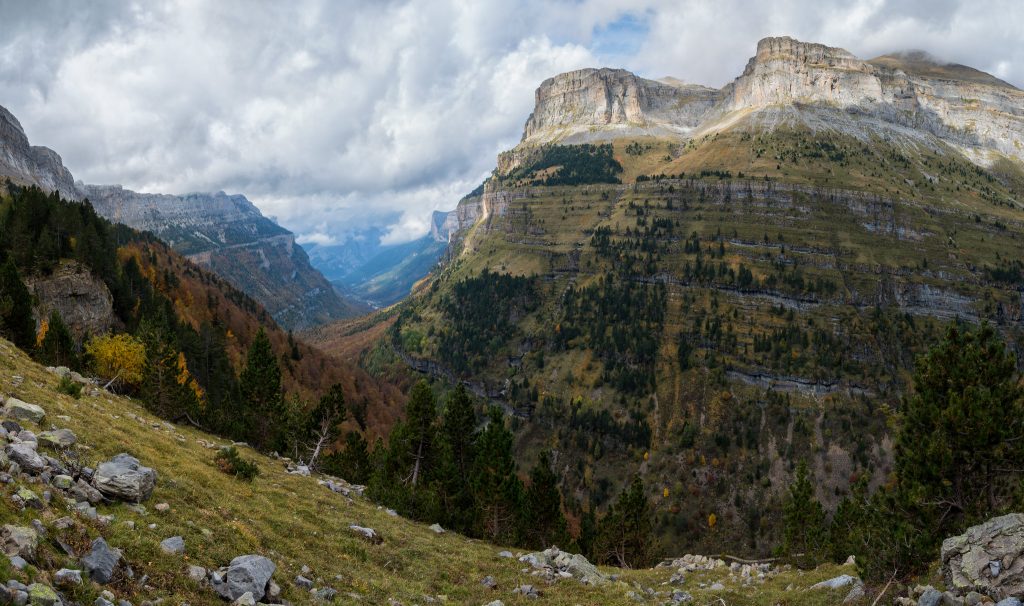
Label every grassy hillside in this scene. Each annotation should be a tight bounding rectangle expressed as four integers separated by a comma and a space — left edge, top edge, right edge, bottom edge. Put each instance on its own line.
0, 336, 863, 605
344, 126, 1024, 555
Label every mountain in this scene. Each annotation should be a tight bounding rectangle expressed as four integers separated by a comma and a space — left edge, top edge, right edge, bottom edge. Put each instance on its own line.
323, 36, 1024, 554
79, 185, 368, 329
0, 104, 365, 331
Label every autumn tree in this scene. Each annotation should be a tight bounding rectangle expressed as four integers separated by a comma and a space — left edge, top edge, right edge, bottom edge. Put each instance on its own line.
85, 333, 146, 391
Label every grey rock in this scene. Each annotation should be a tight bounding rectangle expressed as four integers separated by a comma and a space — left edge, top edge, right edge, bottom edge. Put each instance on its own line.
6, 443, 45, 474
187, 565, 207, 582
231, 593, 256, 606
943, 513, 1024, 599
7, 580, 27, 591
512, 585, 538, 598
709, 582, 725, 591
51, 475, 73, 490
8, 555, 28, 570
2, 399, 44, 424
54, 568, 83, 586
919, 588, 944, 606
38, 429, 76, 449
349, 524, 381, 544
159, 536, 184, 555
996, 599, 1023, 606
82, 537, 122, 584
809, 574, 858, 590
93, 453, 156, 502
294, 575, 313, 589
12, 589, 27, 606
484, 601, 504, 606
313, 587, 337, 602
1, 525, 37, 560
94, 599, 115, 606
1, 420, 21, 434
429, 523, 445, 534
481, 576, 497, 589
497, 550, 513, 558
26, 583, 58, 606
213, 554, 276, 602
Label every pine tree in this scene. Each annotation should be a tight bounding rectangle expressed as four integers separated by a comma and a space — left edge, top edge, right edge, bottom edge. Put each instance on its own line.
470, 407, 523, 544
438, 384, 477, 533
406, 379, 437, 487
523, 451, 569, 549
324, 430, 371, 484
138, 322, 200, 422
37, 310, 77, 369
239, 328, 285, 452
0, 258, 35, 350
781, 460, 827, 568
896, 323, 1024, 530
594, 477, 654, 568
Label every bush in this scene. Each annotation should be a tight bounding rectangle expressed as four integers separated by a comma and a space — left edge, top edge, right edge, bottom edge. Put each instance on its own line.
215, 447, 260, 481
56, 376, 82, 399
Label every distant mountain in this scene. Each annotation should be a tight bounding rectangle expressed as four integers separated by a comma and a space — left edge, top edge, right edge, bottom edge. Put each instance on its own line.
0, 103, 365, 330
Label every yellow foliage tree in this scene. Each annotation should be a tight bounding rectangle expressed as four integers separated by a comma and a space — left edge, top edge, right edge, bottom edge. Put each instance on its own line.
85, 333, 146, 390
708, 513, 717, 529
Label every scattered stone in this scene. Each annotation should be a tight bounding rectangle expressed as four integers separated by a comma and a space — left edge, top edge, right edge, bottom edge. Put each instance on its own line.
519, 547, 606, 585
82, 537, 122, 584
512, 584, 539, 598
996, 599, 1023, 606
1, 525, 37, 560
481, 576, 497, 590
51, 475, 73, 490
313, 587, 337, 602
16, 487, 41, 509
809, 574, 858, 590
93, 453, 157, 502
1, 420, 22, 434
497, 551, 513, 558
301, 564, 312, 575
294, 575, 314, 589
429, 523, 445, 534
54, 568, 83, 586
154, 503, 170, 512
6, 443, 45, 474
709, 582, 725, 591
211, 554, 276, 602
943, 513, 1024, 600
231, 593, 256, 606
160, 536, 184, 555
187, 565, 207, 583
70, 479, 104, 504
38, 429, 76, 449
918, 588, 944, 606
3, 399, 45, 424
26, 584, 58, 606
484, 601, 504, 606
349, 525, 382, 544
9, 555, 28, 570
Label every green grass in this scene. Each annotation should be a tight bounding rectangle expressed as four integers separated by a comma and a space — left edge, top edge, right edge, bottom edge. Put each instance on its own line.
0, 337, 870, 605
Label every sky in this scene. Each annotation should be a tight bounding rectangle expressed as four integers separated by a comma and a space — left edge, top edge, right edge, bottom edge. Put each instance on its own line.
1, 0, 1022, 247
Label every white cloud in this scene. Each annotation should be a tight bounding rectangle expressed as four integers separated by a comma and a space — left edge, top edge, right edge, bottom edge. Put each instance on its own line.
0, 0, 1020, 247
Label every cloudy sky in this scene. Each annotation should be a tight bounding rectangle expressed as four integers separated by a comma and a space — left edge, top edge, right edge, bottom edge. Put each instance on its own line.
1, 0, 1022, 247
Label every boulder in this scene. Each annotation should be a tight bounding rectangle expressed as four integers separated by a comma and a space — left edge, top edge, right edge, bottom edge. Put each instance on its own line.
187, 565, 207, 583
92, 453, 156, 502
2, 399, 44, 424
38, 429, 76, 449
27, 583, 58, 606
160, 536, 185, 555
212, 555, 276, 602
349, 525, 382, 544
70, 478, 104, 504
82, 537, 121, 584
53, 569, 82, 586
1, 525, 37, 560
6, 443, 46, 474
942, 513, 1024, 600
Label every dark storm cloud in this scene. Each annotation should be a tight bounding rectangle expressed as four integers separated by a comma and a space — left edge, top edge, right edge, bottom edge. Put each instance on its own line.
0, 0, 1019, 245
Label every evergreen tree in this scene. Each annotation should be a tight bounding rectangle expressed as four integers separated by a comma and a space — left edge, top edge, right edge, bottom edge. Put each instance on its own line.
781, 460, 827, 568
138, 322, 200, 422
323, 430, 371, 484
37, 310, 77, 369
437, 384, 477, 533
470, 407, 524, 544
896, 323, 1024, 529
594, 477, 654, 568
239, 328, 285, 452
406, 380, 437, 487
523, 451, 569, 549
0, 258, 35, 349
576, 505, 598, 560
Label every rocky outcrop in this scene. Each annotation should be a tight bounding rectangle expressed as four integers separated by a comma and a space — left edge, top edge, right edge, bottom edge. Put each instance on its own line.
942, 513, 1024, 600
521, 68, 719, 146
25, 261, 116, 339
0, 105, 79, 200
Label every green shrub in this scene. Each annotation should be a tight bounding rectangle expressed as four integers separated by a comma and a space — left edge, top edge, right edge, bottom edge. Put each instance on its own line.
56, 376, 82, 399
215, 446, 260, 481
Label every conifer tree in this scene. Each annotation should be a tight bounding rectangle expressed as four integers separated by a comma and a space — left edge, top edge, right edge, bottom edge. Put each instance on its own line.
438, 384, 477, 533
406, 379, 437, 487
138, 322, 200, 421
37, 310, 77, 369
781, 460, 827, 568
0, 258, 35, 350
896, 323, 1024, 530
594, 477, 654, 568
324, 430, 371, 484
307, 383, 346, 468
470, 407, 524, 544
523, 451, 569, 549
239, 328, 285, 451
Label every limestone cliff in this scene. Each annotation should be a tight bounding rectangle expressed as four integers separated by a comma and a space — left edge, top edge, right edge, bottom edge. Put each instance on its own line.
25, 261, 116, 339
0, 106, 79, 200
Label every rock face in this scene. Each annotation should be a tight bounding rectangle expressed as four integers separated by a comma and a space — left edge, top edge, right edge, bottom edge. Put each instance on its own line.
0, 106, 79, 200
521, 68, 719, 145
92, 453, 157, 503
942, 513, 1024, 599
505, 36, 1024, 171
25, 260, 116, 339
80, 185, 357, 330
